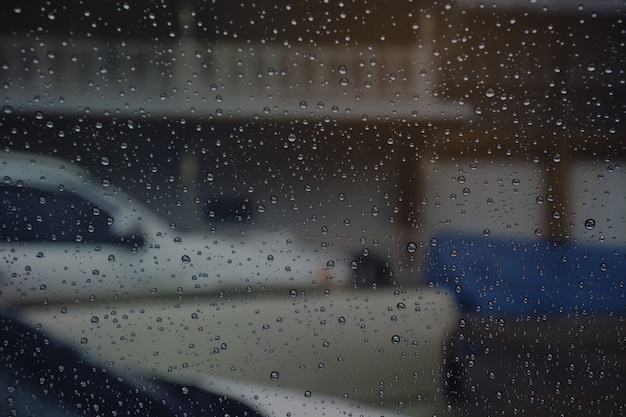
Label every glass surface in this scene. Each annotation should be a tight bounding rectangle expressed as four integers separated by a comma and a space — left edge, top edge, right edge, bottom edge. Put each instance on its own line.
1, 1, 624, 416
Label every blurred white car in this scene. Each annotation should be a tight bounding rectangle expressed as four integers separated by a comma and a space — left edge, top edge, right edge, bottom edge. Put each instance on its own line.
0, 309, 408, 417
1, 151, 458, 414
18, 285, 458, 415
0, 151, 357, 304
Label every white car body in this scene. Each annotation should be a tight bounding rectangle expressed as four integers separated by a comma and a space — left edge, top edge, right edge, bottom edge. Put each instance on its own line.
2, 150, 459, 414
18, 288, 458, 415
186, 376, 398, 416
0, 151, 350, 304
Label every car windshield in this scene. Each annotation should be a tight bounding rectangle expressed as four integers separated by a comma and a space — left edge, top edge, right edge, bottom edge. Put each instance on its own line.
1, 1, 624, 416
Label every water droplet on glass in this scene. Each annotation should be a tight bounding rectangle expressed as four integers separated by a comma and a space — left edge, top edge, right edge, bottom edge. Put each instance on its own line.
270, 371, 280, 381
485, 88, 495, 98
181, 255, 191, 264
584, 218, 596, 230
407, 242, 417, 253
338, 316, 346, 325
391, 335, 401, 345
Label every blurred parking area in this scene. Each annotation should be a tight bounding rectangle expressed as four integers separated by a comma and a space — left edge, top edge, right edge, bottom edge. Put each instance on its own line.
1, 0, 625, 416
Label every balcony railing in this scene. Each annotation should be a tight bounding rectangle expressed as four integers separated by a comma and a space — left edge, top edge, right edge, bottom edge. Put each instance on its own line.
1, 36, 468, 121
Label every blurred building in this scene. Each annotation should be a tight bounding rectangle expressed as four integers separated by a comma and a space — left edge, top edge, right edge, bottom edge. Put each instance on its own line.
1, 0, 624, 278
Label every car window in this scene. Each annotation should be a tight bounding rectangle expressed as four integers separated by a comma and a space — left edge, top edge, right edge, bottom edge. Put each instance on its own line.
1, 185, 116, 243
1, 1, 624, 416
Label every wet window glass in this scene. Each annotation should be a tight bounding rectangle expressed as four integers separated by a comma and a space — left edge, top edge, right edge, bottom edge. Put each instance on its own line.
1, 1, 624, 416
